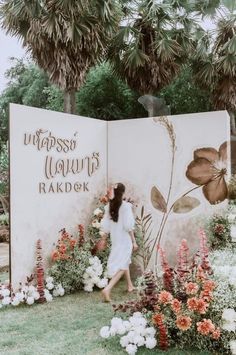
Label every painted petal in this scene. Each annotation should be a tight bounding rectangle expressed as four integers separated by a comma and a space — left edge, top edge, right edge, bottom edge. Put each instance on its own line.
219, 141, 227, 161
186, 158, 214, 185
203, 177, 228, 204
151, 186, 167, 213
173, 196, 200, 213
193, 148, 219, 162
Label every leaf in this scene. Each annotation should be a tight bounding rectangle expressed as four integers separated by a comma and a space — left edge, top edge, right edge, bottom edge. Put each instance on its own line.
151, 186, 167, 213
173, 196, 200, 213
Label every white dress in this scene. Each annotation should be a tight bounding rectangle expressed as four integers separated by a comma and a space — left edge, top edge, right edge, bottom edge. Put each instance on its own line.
101, 201, 135, 278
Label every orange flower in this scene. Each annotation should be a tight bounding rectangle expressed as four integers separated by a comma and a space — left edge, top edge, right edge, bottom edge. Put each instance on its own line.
187, 297, 198, 311
186, 142, 228, 204
197, 319, 215, 335
185, 282, 199, 295
51, 250, 59, 261
176, 315, 192, 331
195, 299, 209, 314
203, 280, 216, 293
211, 327, 221, 340
158, 291, 173, 304
196, 266, 206, 281
152, 313, 164, 326
171, 299, 182, 314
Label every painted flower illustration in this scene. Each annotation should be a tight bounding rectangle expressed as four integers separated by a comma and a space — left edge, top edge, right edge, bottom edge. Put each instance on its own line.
186, 142, 228, 204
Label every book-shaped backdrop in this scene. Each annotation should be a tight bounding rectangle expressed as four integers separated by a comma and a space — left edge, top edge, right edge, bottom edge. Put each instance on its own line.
9, 104, 230, 288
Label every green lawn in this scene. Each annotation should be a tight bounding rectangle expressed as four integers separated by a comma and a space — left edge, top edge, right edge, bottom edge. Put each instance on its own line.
0, 272, 210, 355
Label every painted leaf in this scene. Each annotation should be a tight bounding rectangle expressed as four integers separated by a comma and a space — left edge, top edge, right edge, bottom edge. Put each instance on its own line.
173, 196, 200, 213
151, 186, 167, 213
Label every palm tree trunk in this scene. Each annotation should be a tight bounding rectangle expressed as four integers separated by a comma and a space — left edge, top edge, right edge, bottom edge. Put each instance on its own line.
64, 89, 76, 114
229, 111, 236, 136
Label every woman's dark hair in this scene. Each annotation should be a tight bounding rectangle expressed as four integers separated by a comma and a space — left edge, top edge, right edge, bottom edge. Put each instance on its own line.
109, 183, 125, 222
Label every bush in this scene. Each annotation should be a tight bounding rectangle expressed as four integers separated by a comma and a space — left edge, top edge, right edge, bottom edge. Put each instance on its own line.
0, 144, 9, 196
205, 212, 232, 250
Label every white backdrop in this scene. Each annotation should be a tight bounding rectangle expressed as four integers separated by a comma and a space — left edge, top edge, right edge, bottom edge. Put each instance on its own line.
10, 105, 230, 288
10, 104, 107, 288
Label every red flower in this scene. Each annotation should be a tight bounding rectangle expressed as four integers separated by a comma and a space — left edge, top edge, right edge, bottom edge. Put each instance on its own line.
195, 299, 209, 314
176, 315, 192, 331
187, 297, 198, 311
203, 280, 216, 293
70, 240, 76, 249
51, 250, 59, 261
152, 313, 164, 326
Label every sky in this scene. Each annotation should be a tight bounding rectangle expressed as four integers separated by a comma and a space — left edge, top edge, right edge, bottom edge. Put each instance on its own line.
0, 18, 215, 94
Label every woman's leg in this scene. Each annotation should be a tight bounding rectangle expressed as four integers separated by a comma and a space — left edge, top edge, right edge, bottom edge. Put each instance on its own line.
102, 270, 125, 302
124, 268, 134, 292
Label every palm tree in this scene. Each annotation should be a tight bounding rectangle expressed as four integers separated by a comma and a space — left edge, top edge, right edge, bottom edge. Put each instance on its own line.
108, 0, 202, 96
0, 0, 121, 114
192, 2, 236, 134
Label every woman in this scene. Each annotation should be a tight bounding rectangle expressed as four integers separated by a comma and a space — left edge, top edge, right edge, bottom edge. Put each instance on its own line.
100, 183, 138, 302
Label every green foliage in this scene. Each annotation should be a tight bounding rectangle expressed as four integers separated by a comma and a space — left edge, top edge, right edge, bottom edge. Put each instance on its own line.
44, 85, 64, 112
160, 67, 212, 115
0, 213, 9, 226
77, 63, 145, 120
0, 144, 9, 195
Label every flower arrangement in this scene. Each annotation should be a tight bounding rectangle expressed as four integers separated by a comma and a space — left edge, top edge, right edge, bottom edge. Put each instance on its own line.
104, 231, 235, 353
83, 256, 108, 292
100, 313, 157, 355
48, 227, 93, 293
0, 275, 64, 309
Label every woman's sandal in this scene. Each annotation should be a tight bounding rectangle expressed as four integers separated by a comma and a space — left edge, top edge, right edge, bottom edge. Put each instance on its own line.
127, 287, 137, 293
101, 289, 112, 303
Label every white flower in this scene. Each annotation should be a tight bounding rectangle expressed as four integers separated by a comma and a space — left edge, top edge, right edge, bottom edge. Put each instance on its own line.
127, 330, 136, 342
1, 288, 10, 297
125, 344, 137, 355
86, 267, 97, 277
109, 326, 118, 336
46, 276, 54, 284
28, 285, 36, 293
58, 288, 65, 297
129, 316, 147, 327
45, 293, 53, 302
116, 325, 127, 336
123, 321, 132, 331
222, 323, 236, 332
32, 291, 40, 300
53, 289, 59, 297
228, 213, 236, 223
44, 289, 50, 295
46, 283, 54, 290
133, 312, 142, 318
100, 326, 110, 338
94, 208, 103, 216
133, 335, 145, 347
134, 326, 146, 336
84, 285, 93, 292
26, 296, 34, 305
96, 278, 108, 289
15, 292, 25, 302
144, 327, 156, 337
91, 276, 100, 285
111, 317, 123, 328
120, 335, 129, 348
0, 303, 3, 309
11, 297, 20, 306
21, 286, 29, 293
145, 337, 157, 349
230, 340, 236, 355
2, 297, 11, 305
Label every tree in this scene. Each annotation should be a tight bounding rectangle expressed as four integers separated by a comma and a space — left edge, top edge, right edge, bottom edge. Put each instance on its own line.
192, 2, 236, 133
0, 58, 49, 149
0, 0, 121, 114
108, 0, 202, 95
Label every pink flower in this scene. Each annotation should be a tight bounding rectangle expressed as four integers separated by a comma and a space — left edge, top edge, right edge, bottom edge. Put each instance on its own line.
185, 282, 199, 295
176, 315, 192, 331
197, 319, 215, 335
211, 327, 221, 340
187, 297, 198, 311
158, 291, 173, 304
203, 280, 216, 293
195, 299, 209, 314
171, 299, 182, 314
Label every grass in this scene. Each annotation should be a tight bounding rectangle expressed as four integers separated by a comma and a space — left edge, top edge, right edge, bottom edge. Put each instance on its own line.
0, 272, 210, 355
